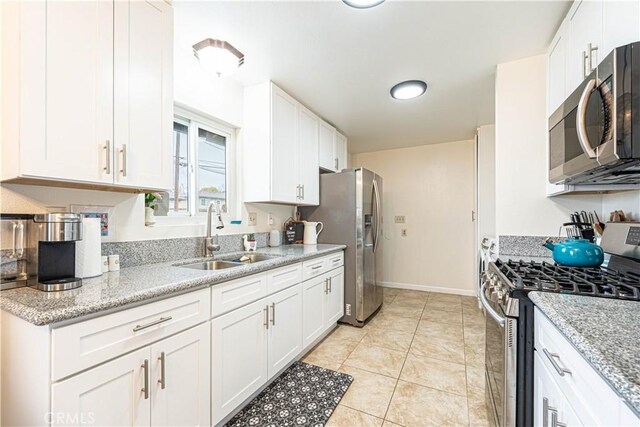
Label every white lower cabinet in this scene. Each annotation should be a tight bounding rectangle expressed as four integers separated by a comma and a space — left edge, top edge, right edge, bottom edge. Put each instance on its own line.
268, 284, 303, 376
52, 323, 210, 427
325, 268, 344, 327
302, 267, 345, 348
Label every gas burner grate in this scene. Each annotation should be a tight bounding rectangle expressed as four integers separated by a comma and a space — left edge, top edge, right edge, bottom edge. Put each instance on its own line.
495, 259, 640, 301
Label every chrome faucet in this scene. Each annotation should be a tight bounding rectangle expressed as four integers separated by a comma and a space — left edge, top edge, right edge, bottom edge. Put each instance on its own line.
205, 201, 225, 257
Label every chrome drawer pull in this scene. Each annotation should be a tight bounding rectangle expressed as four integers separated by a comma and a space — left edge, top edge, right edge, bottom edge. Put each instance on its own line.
270, 302, 276, 326
141, 359, 149, 399
543, 348, 572, 376
551, 409, 567, 427
133, 316, 173, 332
158, 351, 166, 389
311, 265, 323, 270
264, 305, 269, 329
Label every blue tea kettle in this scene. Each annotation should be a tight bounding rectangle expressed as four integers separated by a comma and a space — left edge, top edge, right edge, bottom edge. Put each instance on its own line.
543, 238, 604, 268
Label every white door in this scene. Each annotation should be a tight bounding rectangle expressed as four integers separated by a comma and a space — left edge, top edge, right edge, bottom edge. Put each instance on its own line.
114, 0, 173, 190
567, 0, 603, 92
52, 347, 150, 427
298, 105, 320, 205
324, 267, 344, 328
22, 1, 113, 184
335, 132, 348, 172
548, 25, 567, 115
270, 85, 299, 203
151, 323, 211, 427
318, 121, 336, 171
212, 298, 269, 425
602, 1, 640, 56
268, 284, 303, 377
534, 352, 585, 427
302, 274, 326, 348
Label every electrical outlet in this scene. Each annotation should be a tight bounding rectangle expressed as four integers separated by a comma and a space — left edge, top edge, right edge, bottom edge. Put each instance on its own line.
268, 213, 274, 226
401, 229, 407, 237
395, 215, 406, 224
248, 212, 258, 226
345, 304, 351, 316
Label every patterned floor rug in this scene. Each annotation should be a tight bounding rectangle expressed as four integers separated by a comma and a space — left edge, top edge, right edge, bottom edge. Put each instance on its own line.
224, 361, 353, 427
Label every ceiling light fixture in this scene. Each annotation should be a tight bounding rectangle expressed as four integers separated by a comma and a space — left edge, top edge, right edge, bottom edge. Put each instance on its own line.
390, 80, 428, 100
193, 38, 244, 77
342, 0, 385, 9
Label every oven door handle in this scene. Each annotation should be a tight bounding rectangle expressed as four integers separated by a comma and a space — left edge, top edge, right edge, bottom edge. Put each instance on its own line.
479, 284, 506, 327
576, 78, 600, 159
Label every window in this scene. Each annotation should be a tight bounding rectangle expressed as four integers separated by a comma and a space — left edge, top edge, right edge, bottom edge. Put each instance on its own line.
166, 106, 235, 217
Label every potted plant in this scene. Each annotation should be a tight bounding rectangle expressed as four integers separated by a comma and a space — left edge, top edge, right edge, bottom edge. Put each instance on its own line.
144, 193, 162, 226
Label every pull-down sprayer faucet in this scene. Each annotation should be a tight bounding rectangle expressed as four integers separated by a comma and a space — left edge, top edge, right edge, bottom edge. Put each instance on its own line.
205, 201, 225, 257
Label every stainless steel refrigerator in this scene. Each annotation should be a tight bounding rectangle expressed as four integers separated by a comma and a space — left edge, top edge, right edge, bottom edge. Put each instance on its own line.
300, 168, 384, 327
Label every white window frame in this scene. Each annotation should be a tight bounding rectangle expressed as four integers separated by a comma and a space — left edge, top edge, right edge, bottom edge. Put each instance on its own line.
163, 104, 237, 221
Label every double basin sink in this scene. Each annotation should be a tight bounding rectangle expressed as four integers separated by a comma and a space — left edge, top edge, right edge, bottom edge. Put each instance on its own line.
178, 253, 281, 271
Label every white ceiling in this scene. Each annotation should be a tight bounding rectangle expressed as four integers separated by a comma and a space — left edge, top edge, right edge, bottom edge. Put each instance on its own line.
175, 1, 570, 153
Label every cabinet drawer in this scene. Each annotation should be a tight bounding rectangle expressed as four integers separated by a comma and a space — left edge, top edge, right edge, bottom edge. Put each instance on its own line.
52, 288, 210, 381
326, 251, 344, 271
534, 308, 620, 426
211, 273, 267, 318
302, 257, 328, 281
267, 263, 302, 294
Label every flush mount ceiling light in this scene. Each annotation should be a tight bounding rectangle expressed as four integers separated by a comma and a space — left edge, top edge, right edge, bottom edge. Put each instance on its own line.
343, 0, 385, 9
390, 80, 428, 100
193, 38, 244, 77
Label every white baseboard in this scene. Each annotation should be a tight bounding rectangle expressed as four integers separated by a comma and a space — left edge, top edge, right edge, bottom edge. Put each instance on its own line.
380, 281, 476, 297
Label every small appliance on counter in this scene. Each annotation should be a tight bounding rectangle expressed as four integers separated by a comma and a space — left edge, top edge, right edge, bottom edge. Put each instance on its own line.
481, 222, 640, 426
1, 213, 84, 291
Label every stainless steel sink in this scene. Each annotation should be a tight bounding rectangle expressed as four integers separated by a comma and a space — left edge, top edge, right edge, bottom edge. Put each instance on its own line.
221, 253, 281, 264
179, 260, 243, 270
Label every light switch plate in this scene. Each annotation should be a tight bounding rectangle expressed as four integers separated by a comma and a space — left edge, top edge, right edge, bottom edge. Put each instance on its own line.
395, 216, 406, 224
248, 212, 258, 226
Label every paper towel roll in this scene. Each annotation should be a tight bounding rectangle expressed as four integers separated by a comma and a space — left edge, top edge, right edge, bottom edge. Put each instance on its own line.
75, 217, 103, 278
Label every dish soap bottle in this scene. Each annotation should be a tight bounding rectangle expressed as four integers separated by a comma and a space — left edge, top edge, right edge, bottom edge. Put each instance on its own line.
243, 234, 257, 252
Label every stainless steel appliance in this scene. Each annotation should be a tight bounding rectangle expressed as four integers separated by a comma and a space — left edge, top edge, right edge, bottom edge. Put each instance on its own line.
481, 222, 640, 426
300, 168, 383, 326
549, 42, 640, 185
1, 214, 37, 290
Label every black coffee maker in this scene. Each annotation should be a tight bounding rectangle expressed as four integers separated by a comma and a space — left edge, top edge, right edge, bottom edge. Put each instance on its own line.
30, 213, 83, 291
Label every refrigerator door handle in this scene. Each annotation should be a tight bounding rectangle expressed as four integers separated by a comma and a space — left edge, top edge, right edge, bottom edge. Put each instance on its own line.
373, 179, 381, 253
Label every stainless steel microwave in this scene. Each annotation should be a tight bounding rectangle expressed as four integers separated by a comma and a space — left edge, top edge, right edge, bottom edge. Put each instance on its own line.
549, 42, 640, 185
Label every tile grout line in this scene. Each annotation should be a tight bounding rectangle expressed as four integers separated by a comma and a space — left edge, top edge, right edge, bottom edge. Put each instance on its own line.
380, 291, 431, 425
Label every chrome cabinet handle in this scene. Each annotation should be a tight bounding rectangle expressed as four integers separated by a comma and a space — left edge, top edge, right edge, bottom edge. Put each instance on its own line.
120, 144, 127, 177
329, 277, 332, 293
588, 43, 598, 73
334, 157, 338, 170
104, 140, 112, 174
141, 359, 149, 399
324, 278, 329, 294
582, 51, 588, 79
576, 78, 599, 159
543, 348, 572, 376
270, 302, 276, 326
133, 316, 173, 332
158, 352, 166, 389
311, 265, 323, 270
551, 409, 566, 427
264, 305, 269, 329
543, 397, 550, 427
301, 185, 305, 200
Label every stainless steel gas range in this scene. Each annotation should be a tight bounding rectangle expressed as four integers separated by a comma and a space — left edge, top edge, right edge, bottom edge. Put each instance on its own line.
481, 223, 640, 427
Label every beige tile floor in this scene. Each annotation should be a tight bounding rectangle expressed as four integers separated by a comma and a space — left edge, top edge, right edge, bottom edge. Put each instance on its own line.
302, 288, 490, 427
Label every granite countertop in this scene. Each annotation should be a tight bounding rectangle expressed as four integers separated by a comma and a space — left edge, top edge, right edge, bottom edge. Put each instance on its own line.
529, 292, 640, 414
0, 244, 345, 326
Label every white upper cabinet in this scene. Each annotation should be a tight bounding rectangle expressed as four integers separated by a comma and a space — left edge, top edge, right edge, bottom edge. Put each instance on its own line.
319, 121, 336, 171
1, 0, 173, 191
114, 0, 173, 190
567, 0, 603, 94
602, 1, 640, 56
548, 21, 567, 115
244, 82, 344, 206
334, 132, 348, 172
298, 106, 320, 205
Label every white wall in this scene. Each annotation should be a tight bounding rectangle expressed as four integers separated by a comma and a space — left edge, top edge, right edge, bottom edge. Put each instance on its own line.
477, 124, 496, 240
602, 191, 640, 222
495, 54, 603, 237
353, 139, 477, 296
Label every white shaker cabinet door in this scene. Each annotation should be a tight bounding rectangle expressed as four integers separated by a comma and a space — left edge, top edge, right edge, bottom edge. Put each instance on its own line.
302, 274, 326, 348
151, 323, 211, 427
22, 1, 114, 184
324, 267, 344, 328
298, 105, 320, 205
51, 347, 150, 427
334, 132, 348, 172
567, 0, 602, 93
548, 24, 567, 116
212, 298, 269, 425
267, 284, 303, 377
602, 0, 640, 56
270, 85, 299, 203
319, 121, 336, 171
114, 0, 173, 190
